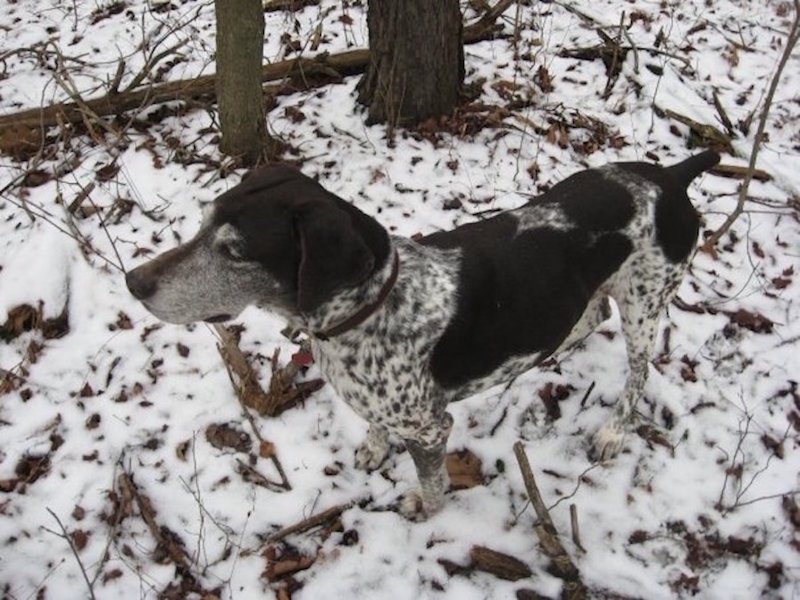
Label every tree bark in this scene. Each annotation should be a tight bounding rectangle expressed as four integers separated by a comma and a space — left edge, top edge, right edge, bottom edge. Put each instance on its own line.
215, 0, 273, 164
357, 0, 464, 126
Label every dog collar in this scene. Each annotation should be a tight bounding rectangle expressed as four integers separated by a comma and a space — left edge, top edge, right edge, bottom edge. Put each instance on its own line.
313, 252, 400, 341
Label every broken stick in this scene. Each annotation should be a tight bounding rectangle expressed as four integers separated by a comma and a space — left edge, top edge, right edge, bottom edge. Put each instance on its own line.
513, 441, 586, 599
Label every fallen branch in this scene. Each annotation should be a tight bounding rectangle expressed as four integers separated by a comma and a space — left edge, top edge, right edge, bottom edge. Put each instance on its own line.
213, 323, 294, 490
0, 0, 515, 142
657, 106, 733, 152
469, 545, 532, 581
0, 50, 367, 139
117, 472, 192, 571
463, 0, 516, 42
214, 323, 323, 418
710, 163, 771, 182
236, 458, 286, 493
513, 441, 586, 599
266, 502, 352, 544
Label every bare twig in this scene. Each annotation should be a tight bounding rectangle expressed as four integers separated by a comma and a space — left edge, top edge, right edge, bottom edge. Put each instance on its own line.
44, 508, 96, 600
702, 0, 800, 250
716, 409, 753, 511
569, 504, 586, 553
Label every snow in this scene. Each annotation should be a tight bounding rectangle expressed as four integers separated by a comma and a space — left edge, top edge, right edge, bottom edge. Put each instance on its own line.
1, 0, 799, 598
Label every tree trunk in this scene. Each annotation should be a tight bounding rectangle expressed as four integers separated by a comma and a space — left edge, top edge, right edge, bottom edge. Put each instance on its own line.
357, 0, 464, 126
215, 0, 273, 164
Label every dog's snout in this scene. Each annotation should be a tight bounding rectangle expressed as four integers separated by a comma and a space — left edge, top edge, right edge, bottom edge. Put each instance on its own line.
126, 267, 157, 300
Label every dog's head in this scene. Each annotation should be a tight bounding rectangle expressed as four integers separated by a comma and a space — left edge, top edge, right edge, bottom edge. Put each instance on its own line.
125, 166, 389, 324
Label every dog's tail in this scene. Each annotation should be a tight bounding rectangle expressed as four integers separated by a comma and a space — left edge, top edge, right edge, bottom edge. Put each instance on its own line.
667, 149, 720, 188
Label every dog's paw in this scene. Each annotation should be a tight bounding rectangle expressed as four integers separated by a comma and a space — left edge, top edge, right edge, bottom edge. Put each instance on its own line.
397, 489, 443, 522
354, 441, 389, 471
590, 422, 626, 461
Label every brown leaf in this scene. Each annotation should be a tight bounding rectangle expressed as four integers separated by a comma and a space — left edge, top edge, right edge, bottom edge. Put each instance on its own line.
636, 424, 674, 453
0, 479, 18, 493
14, 453, 50, 484
85, 413, 101, 429
259, 440, 276, 459
537, 382, 574, 420
206, 423, 252, 453
728, 309, 774, 333
446, 449, 485, 490
760, 434, 784, 459
102, 568, 123, 583
95, 162, 120, 182
71, 529, 89, 551
2, 304, 40, 339
772, 276, 791, 290
284, 106, 306, 123
176, 343, 190, 358
22, 169, 52, 188
535, 65, 554, 93
176, 439, 191, 461
115, 312, 133, 330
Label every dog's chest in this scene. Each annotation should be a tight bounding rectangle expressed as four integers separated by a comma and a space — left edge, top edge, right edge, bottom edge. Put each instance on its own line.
311, 241, 461, 430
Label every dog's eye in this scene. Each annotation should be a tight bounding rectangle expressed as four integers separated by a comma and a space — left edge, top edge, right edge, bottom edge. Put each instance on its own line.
219, 242, 246, 262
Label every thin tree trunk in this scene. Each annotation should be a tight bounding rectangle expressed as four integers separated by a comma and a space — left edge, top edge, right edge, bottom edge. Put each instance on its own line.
357, 0, 464, 126
215, 0, 273, 164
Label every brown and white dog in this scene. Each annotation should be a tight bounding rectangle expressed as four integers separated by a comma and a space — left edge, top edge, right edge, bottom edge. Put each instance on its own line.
126, 150, 719, 519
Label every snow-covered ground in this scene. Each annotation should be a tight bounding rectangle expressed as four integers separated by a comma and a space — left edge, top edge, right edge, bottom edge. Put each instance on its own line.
1, 1, 798, 598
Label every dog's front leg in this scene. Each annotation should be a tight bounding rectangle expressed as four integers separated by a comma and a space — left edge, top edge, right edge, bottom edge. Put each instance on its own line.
354, 424, 390, 471
399, 412, 453, 521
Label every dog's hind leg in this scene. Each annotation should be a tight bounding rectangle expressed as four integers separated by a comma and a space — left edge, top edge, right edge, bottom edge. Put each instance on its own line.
557, 293, 613, 353
592, 257, 686, 460
399, 412, 453, 520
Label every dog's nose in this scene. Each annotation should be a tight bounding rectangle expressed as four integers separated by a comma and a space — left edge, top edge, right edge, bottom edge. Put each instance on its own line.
126, 268, 157, 300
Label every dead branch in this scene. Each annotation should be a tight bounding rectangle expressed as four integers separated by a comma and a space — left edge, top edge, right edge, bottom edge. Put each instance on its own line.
469, 546, 532, 581
213, 323, 322, 418
266, 502, 352, 544
264, 0, 320, 12
702, 0, 800, 251
569, 504, 585, 553
213, 324, 294, 490
236, 458, 286, 492
0, 0, 516, 141
43, 508, 97, 600
710, 163, 772, 182
513, 441, 586, 599
117, 472, 192, 571
657, 106, 733, 152
0, 49, 368, 137
463, 0, 516, 42
213, 324, 273, 413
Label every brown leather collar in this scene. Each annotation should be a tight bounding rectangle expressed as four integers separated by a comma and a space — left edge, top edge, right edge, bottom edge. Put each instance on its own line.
313, 252, 400, 341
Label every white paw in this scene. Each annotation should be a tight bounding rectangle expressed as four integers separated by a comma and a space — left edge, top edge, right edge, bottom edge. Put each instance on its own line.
354, 441, 389, 471
398, 489, 443, 522
591, 422, 626, 461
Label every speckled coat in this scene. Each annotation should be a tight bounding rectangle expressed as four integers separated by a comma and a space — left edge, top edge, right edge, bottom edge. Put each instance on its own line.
126, 151, 720, 519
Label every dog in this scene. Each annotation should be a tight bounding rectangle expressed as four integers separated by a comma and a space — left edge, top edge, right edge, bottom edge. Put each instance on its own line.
126, 150, 719, 519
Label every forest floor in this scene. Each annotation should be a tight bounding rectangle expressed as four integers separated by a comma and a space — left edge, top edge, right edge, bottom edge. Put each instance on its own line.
0, 0, 798, 598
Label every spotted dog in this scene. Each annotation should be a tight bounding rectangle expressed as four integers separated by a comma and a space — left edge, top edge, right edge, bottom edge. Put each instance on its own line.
126, 150, 720, 520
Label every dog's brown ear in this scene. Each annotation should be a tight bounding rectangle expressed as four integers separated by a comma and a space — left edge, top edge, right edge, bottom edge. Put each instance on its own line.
295, 203, 375, 313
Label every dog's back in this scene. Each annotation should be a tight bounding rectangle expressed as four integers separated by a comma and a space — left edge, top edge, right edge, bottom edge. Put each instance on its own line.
420, 150, 719, 395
